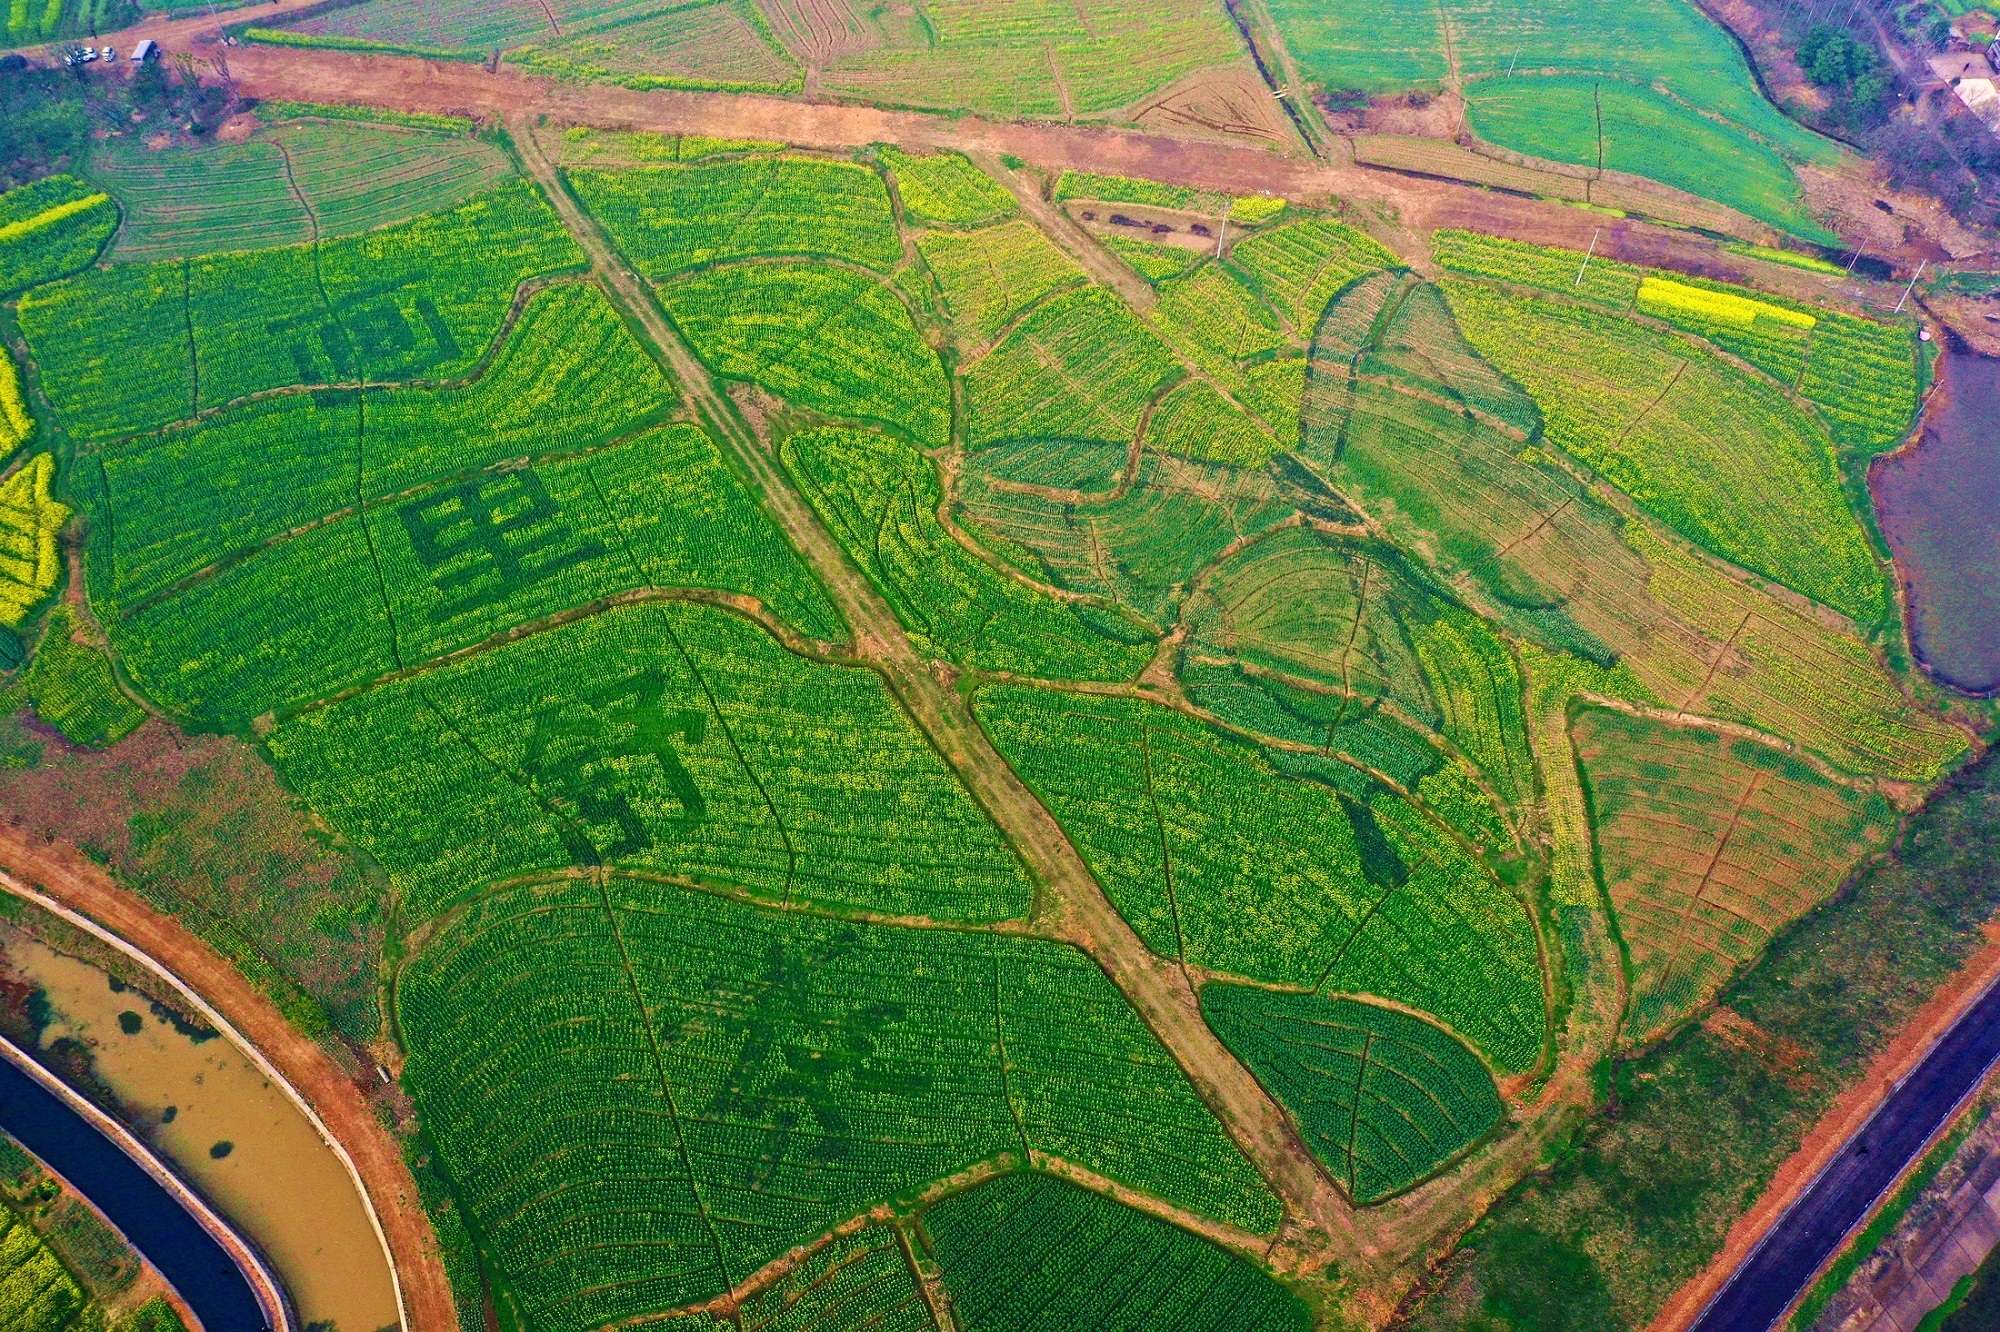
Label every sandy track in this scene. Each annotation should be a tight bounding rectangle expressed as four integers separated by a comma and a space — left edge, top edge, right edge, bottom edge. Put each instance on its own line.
1649, 921, 2000, 1332
0, 827, 459, 1332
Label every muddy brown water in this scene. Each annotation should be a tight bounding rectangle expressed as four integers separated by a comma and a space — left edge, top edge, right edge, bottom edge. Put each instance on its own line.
1, 931, 399, 1332
1871, 345, 2000, 696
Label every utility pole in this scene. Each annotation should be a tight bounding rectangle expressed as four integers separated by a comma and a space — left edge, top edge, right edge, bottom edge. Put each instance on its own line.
1894, 258, 1927, 312
1575, 227, 1601, 286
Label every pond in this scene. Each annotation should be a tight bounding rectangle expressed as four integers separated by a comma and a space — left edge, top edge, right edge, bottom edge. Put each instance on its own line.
1870, 345, 2000, 696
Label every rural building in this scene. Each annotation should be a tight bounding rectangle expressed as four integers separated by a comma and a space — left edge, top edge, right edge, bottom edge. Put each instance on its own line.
1929, 51, 2000, 133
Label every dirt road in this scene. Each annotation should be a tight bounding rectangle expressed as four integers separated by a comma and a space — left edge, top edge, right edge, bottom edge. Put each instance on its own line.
0, 827, 459, 1332
509, 116, 1365, 1263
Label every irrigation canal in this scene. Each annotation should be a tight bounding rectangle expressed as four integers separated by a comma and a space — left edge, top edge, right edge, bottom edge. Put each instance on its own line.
0, 1045, 277, 1331
1691, 973, 2000, 1330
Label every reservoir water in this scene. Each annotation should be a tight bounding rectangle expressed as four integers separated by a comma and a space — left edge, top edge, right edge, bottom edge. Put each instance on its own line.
0, 930, 401, 1332
1870, 346, 2000, 696
0, 1052, 270, 1330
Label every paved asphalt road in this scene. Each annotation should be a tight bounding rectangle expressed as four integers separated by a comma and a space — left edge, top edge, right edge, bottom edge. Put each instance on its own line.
1693, 976, 2000, 1331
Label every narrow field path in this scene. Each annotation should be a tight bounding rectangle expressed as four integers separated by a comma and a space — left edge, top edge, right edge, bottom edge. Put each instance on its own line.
971, 151, 1157, 309
510, 117, 1365, 1262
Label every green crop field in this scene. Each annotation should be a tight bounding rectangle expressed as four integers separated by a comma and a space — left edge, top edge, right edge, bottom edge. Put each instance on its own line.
1431, 229, 1926, 465
1302, 268, 1963, 784
783, 427, 1155, 681
399, 876, 1279, 1329
920, 1172, 1311, 1329
507, 3, 803, 92
663, 264, 951, 446
1463, 76, 1834, 240
975, 685, 1544, 1071
1574, 708, 1897, 1042
18, 180, 584, 440
270, 602, 1027, 921
0, 176, 116, 297
1265, 0, 1840, 238
916, 218, 1085, 348
967, 286, 1182, 448
87, 118, 514, 261
570, 156, 901, 275
0, 38, 1980, 1326
879, 147, 1017, 229
815, 0, 1250, 120
957, 442, 1296, 624
1203, 986, 1504, 1202
1441, 279, 1886, 623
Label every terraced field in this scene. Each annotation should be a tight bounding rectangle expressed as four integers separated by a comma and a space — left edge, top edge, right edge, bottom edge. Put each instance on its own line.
87, 116, 514, 260
0, 90, 1969, 1332
1574, 708, 1897, 1042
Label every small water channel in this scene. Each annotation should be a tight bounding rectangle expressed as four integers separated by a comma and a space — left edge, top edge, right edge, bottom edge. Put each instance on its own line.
0, 930, 400, 1332
1871, 344, 2000, 696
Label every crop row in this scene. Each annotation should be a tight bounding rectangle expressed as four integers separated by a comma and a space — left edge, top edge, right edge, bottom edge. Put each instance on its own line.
915, 218, 1086, 349
957, 443, 1294, 624
1443, 279, 1886, 623
820, 3, 1243, 121
397, 875, 1281, 1329
734, 1231, 931, 1332
662, 263, 951, 447
782, 426, 1154, 681
966, 286, 1182, 448
1409, 613, 1534, 813
268, 602, 1029, 922
0, 175, 116, 299
0, 455, 67, 629
880, 146, 1017, 229
1153, 264, 1290, 370
1179, 658, 1450, 794
570, 155, 902, 277
1144, 380, 1280, 468
1431, 229, 1924, 454
1798, 312, 1922, 453
1228, 216, 1401, 336
20, 180, 584, 441
974, 685, 1545, 1071
94, 282, 669, 609
1574, 707, 1897, 1040
1202, 985, 1503, 1201
114, 419, 842, 725
91, 119, 514, 263
1180, 526, 1445, 727
921, 1171, 1309, 1330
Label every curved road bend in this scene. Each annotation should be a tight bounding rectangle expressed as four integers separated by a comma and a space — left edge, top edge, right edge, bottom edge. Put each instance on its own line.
1693, 975, 2000, 1331
0, 1046, 277, 1331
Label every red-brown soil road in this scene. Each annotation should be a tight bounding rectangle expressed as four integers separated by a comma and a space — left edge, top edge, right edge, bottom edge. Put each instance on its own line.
173, 43, 1941, 319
